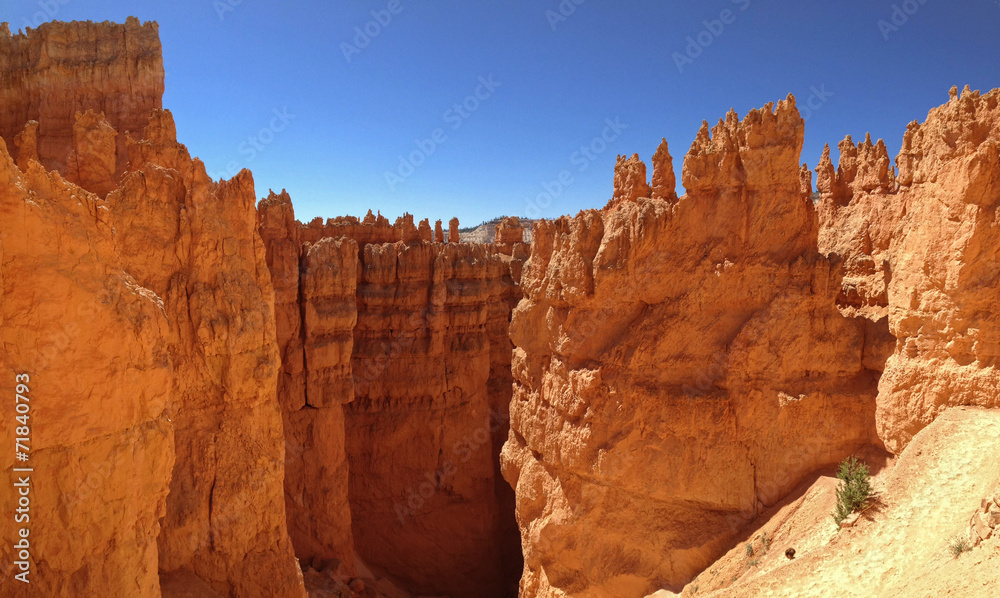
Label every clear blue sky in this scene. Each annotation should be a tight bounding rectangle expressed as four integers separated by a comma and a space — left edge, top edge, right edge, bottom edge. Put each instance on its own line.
3, 1, 999, 227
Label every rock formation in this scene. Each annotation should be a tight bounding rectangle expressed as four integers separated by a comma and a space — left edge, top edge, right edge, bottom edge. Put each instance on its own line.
259, 195, 529, 597
257, 191, 358, 576
818, 85, 1000, 454
606, 153, 651, 209
501, 97, 890, 597
5, 16, 1000, 598
0, 18, 164, 177
650, 139, 678, 203
0, 21, 302, 598
0, 134, 174, 598
116, 110, 304, 598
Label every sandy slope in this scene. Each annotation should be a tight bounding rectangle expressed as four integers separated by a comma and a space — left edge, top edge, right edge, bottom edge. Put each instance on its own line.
669, 407, 1000, 598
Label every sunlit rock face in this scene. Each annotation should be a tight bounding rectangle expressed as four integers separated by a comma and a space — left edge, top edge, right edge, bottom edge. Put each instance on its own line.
502, 97, 888, 597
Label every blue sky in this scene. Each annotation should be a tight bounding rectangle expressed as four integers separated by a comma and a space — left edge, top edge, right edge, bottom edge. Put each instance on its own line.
3, 1, 999, 227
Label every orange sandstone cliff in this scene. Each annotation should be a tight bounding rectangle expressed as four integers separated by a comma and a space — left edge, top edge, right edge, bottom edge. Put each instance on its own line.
3, 17, 1000, 598
0, 21, 302, 598
0, 18, 164, 180
258, 193, 528, 597
818, 85, 1000, 455
502, 87, 1000, 597
501, 98, 892, 597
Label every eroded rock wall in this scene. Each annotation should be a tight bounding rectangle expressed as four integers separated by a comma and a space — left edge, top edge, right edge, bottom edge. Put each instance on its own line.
347, 240, 516, 597
259, 204, 528, 597
501, 97, 888, 597
0, 135, 174, 598
0, 19, 303, 597
257, 191, 358, 576
0, 18, 164, 178
818, 86, 1000, 453
113, 111, 304, 597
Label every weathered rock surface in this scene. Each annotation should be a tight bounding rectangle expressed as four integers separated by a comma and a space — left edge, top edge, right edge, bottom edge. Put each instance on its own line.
347, 240, 513, 597
0, 20, 303, 598
259, 201, 528, 598
0, 18, 164, 177
0, 136, 174, 598
258, 191, 358, 577
502, 97, 888, 597
113, 110, 304, 598
8, 16, 1000, 598
818, 86, 1000, 453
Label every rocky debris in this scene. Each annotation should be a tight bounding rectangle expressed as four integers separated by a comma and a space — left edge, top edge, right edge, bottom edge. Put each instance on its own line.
968, 486, 1000, 547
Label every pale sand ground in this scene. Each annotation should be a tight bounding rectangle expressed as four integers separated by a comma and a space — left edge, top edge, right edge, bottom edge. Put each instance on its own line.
669, 407, 1000, 598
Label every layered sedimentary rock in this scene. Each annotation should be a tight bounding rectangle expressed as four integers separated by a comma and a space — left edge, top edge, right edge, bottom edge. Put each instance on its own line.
818, 86, 1000, 453
257, 191, 358, 576
0, 20, 303, 598
501, 97, 890, 597
259, 200, 528, 597
348, 241, 516, 597
0, 18, 164, 177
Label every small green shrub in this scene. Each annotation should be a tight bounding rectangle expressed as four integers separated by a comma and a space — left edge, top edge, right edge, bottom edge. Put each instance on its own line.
747, 558, 760, 568
759, 531, 772, 551
832, 456, 873, 526
745, 542, 754, 557
950, 537, 972, 557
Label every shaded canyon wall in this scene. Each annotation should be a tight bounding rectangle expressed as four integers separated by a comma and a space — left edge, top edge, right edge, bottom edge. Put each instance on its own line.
258, 194, 528, 598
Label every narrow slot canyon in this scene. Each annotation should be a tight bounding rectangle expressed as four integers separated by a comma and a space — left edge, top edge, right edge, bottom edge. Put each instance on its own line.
2, 17, 1000, 598
258, 196, 529, 597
